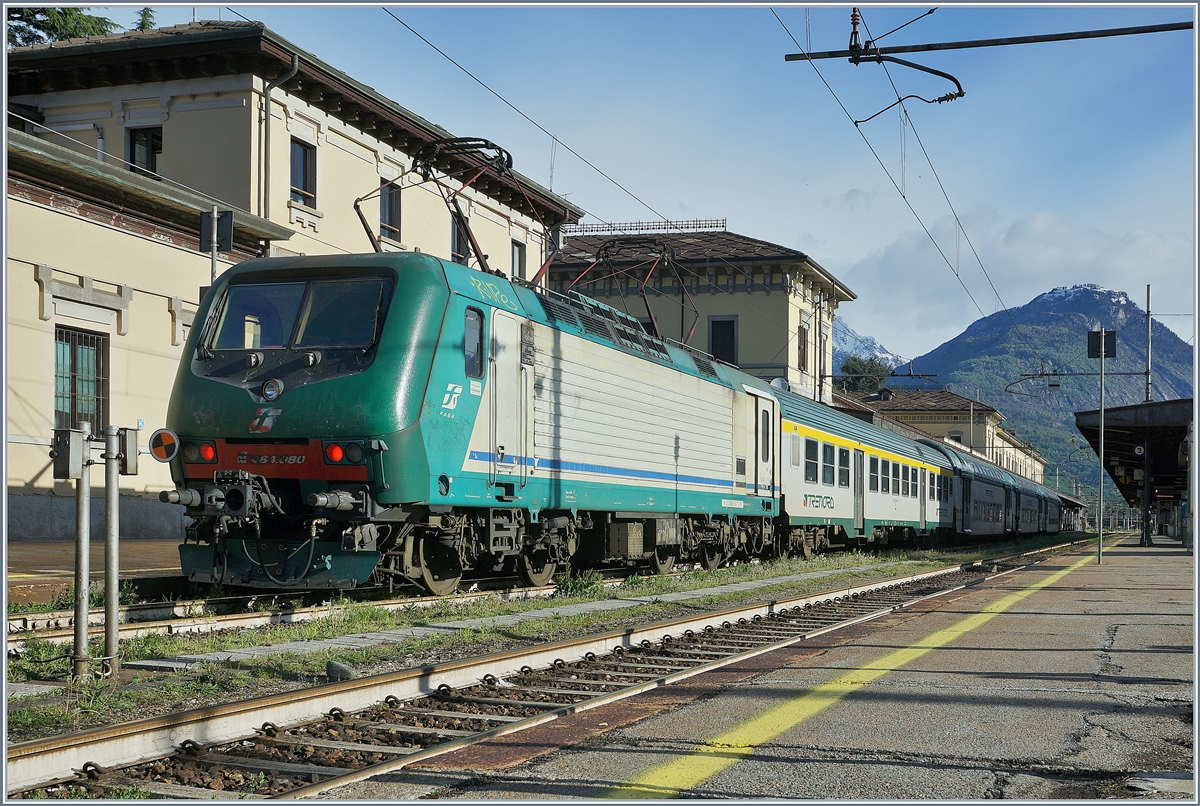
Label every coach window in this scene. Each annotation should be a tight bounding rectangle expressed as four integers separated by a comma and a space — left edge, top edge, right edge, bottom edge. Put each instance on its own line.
805, 438, 818, 483
880, 459, 890, 494
838, 447, 850, 487
464, 308, 484, 377
869, 456, 879, 492
790, 433, 801, 468
822, 443, 835, 485
892, 462, 900, 495
901, 465, 909, 496
929, 472, 936, 500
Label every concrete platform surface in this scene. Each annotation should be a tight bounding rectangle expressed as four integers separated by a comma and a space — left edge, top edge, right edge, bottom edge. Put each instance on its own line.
324, 540, 1194, 800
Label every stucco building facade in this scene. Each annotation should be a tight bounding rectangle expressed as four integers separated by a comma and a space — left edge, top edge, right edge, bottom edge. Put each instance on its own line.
5, 20, 580, 540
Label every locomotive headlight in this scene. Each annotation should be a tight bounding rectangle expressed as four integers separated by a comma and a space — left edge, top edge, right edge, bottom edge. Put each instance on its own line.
325, 443, 345, 463
182, 442, 200, 463
262, 378, 284, 401
344, 442, 364, 463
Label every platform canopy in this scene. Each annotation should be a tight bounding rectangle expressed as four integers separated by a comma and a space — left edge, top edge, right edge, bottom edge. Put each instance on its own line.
1074, 398, 1192, 506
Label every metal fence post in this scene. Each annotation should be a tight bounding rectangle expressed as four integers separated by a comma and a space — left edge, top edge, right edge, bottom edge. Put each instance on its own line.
73, 421, 92, 679
103, 425, 120, 676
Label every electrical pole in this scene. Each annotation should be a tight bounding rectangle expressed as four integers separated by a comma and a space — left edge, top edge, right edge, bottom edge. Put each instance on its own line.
1098, 326, 1105, 564
1146, 284, 1153, 402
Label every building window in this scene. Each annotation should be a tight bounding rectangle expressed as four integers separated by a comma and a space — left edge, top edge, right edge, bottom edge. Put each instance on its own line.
797, 323, 809, 374
379, 180, 401, 242
464, 308, 484, 377
290, 139, 316, 207
838, 447, 850, 488
709, 316, 737, 364
869, 456, 879, 492
511, 240, 526, 280
880, 459, 890, 494
128, 127, 162, 179
805, 438, 818, 483
55, 326, 108, 433
451, 220, 471, 265
822, 443, 835, 485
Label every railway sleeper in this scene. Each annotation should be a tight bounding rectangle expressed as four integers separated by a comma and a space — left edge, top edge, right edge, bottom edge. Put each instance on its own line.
257, 733, 420, 756
100, 774, 255, 800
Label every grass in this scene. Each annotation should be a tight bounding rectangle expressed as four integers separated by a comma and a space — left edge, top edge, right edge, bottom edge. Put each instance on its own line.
7, 536, 1092, 742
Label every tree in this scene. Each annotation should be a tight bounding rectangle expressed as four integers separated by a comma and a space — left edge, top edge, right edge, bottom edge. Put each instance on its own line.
134, 7, 155, 31
7, 7, 118, 47
839, 355, 891, 393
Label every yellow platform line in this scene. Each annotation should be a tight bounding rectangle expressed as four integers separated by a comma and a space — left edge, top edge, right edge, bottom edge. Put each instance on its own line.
606, 545, 1115, 799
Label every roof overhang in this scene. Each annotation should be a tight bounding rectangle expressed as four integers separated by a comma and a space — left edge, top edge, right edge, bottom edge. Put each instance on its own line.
7, 22, 583, 228
7, 127, 292, 245
1074, 398, 1193, 506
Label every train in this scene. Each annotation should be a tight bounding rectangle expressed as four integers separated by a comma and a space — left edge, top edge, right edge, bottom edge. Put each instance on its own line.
159, 250, 1063, 595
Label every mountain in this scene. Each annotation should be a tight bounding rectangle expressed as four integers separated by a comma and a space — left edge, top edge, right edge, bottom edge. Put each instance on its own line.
907, 284, 1193, 500
833, 318, 906, 372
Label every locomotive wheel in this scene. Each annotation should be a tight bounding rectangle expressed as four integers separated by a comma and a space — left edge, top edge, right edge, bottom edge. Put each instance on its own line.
517, 551, 556, 587
418, 537, 462, 596
649, 547, 676, 575
699, 543, 725, 571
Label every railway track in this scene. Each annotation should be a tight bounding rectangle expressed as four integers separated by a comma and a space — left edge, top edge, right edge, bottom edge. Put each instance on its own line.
7, 547, 1057, 799
7, 539, 1080, 653
6, 581, 568, 655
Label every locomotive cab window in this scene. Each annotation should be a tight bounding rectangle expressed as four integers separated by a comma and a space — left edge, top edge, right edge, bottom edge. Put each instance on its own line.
464, 308, 485, 378
837, 447, 850, 487
822, 443, 834, 486
804, 438, 818, 483
869, 456, 879, 492
760, 410, 770, 461
211, 277, 392, 351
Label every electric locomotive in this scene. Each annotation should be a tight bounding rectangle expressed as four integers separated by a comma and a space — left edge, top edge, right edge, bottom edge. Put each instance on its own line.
160, 251, 787, 594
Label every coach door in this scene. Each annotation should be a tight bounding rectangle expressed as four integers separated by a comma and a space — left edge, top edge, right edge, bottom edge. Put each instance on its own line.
919, 468, 927, 531
961, 477, 972, 534
490, 310, 526, 496
752, 394, 776, 497
853, 450, 865, 535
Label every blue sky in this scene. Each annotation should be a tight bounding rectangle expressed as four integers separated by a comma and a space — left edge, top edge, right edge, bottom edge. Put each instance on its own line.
104, 4, 1195, 358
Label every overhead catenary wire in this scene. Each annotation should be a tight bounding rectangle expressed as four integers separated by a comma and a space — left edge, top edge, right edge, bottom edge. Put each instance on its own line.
857, 9, 1050, 374
772, 9, 1012, 353
382, 9, 845, 364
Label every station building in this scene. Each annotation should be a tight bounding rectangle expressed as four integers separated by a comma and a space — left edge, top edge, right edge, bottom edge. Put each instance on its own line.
551, 220, 856, 404
5, 20, 581, 540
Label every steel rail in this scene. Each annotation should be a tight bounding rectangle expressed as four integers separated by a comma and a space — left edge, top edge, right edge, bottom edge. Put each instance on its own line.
6, 582, 573, 652
5, 547, 1068, 796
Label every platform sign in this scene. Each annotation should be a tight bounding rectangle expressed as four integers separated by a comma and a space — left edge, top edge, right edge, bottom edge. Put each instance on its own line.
148, 428, 179, 462
1087, 330, 1116, 358
1133, 445, 1145, 457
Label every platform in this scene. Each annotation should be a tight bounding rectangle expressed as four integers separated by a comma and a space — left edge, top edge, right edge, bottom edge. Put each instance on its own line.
330, 539, 1195, 800
6, 539, 183, 604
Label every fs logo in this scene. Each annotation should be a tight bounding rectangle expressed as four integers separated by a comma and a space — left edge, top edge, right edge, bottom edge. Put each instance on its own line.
249, 407, 282, 433
441, 383, 464, 410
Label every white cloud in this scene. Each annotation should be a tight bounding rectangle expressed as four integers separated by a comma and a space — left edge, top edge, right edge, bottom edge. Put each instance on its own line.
836, 211, 1194, 358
